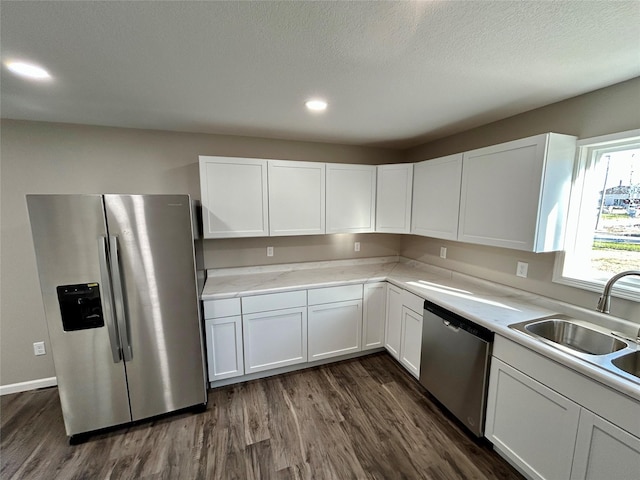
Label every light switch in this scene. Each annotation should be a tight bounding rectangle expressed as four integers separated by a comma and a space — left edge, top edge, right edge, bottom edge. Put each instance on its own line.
440, 247, 447, 259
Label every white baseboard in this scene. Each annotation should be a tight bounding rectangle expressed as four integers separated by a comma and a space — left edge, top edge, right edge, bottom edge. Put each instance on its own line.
0, 377, 57, 396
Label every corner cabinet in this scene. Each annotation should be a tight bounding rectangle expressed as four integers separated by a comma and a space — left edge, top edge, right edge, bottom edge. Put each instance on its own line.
362, 282, 387, 351
376, 164, 413, 233
458, 133, 576, 252
199, 156, 269, 238
326, 164, 376, 234
385, 284, 423, 378
268, 160, 326, 236
411, 154, 463, 240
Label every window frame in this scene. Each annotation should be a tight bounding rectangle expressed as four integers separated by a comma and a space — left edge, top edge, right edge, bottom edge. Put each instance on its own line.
553, 129, 640, 302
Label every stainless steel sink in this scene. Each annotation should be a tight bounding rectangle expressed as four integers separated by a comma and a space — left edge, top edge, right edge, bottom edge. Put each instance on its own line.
612, 351, 640, 378
523, 319, 628, 355
510, 315, 640, 386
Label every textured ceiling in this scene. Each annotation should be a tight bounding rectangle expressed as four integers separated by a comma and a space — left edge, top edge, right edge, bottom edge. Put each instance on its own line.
1, 1, 639, 148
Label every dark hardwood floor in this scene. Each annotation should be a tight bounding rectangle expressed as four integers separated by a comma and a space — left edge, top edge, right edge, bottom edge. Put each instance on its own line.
1, 353, 523, 479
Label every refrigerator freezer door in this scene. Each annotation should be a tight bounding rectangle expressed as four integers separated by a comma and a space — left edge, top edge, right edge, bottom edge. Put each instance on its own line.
104, 195, 206, 420
27, 195, 131, 436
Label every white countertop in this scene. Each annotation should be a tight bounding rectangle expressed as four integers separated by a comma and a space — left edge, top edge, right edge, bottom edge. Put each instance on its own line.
202, 256, 640, 401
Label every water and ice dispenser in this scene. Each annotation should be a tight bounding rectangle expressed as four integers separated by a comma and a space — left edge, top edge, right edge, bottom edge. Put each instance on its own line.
56, 283, 105, 331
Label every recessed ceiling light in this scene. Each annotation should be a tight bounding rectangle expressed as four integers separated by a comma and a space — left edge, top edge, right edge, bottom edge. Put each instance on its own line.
305, 99, 328, 112
6, 61, 51, 80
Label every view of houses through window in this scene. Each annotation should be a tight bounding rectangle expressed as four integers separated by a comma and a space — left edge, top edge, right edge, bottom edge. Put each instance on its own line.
593, 147, 640, 275
561, 133, 640, 292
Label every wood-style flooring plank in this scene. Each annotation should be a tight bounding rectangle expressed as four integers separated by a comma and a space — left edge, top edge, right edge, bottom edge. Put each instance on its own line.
0, 352, 523, 480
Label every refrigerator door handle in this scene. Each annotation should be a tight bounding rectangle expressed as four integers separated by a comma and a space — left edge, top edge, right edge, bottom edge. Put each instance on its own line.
98, 236, 122, 363
109, 235, 134, 362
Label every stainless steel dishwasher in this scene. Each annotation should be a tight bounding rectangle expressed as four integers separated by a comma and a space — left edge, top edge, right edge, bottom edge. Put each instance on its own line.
419, 299, 494, 437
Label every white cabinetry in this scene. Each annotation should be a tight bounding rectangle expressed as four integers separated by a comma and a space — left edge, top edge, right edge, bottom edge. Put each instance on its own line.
268, 160, 325, 236
203, 298, 244, 381
385, 285, 424, 378
376, 164, 413, 233
571, 410, 640, 480
308, 285, 363, 361
384, 284, 403, 359
199, 156, 269, 238
242, 291, 307, 374
326, 164, 376, 234
458, 133, 576, 252
411, 154, 462, 240
362, 282, 387, 351
486, 335, 640, 480
399, 305, 423, 379
486, 358, 581, 480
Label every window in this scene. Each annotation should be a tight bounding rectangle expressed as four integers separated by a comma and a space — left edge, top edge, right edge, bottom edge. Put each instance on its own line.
554, 129, 640, 301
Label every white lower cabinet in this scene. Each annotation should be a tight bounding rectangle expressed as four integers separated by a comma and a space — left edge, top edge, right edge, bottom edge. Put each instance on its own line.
204, 316, 244, 381
571, 410, 640, 480
399, 306, 423, 378
203, 298, 244, 382
486, 337, 640, 480
242, 306, 308, 374
384, 284, 403, 359
485, 358, 581, 480
385, 284, 424, 378
362, 282, 387, 350
308, 299, 363, 361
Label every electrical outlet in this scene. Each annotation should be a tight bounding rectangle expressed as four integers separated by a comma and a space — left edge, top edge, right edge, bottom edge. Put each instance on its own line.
440, 247, 447, 259
33, 341, 46, 356
516, 261, 528, 278
354, 242, 360, 252
267, 246, 274, 257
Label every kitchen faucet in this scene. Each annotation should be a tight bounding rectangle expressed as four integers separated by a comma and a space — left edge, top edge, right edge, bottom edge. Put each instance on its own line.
596, 270, 640, 314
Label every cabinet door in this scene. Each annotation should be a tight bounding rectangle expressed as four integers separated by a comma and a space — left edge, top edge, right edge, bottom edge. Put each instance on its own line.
399, 306, 422, 378
384, 284, 403, 359
485, 358, 581, 480
376, 164, 413, 233
268, 160, 325, 236
362, 282, 387, 351
199, 156, 269, 238
243, 307, 307, 373
458, 133, 575, 252
326, 164, 376, 234
204, 316, 244, 382
308, 300, 362, 361
411, 154, 462, 240
571, 410, 640, 480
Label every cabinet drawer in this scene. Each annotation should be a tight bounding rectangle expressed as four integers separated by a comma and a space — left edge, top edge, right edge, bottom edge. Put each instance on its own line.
308, 284, 363, 305
401, 289, 424, 314
242, 290, 307, 314
203, 297, 241, 319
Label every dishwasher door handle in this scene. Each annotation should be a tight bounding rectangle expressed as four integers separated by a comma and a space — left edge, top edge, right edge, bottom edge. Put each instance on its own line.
443, 319, 459, 331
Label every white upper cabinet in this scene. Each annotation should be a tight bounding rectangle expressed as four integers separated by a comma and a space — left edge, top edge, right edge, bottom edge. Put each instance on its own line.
411, 154, 463, 240
199, 156, 269, 238
458, 133, 576, 252
376, 164, 413, 233
326, 164, 376, 234
268, 160, 326, 236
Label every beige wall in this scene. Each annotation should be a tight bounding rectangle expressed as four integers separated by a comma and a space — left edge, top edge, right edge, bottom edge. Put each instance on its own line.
0, 120, 402, 386
402, 77, 640, 320
2, 77, 639, 388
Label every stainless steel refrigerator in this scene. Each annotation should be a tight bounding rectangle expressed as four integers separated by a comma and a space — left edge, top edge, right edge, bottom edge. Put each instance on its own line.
27, 194, 207, 442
